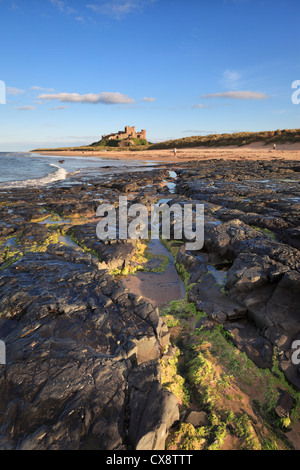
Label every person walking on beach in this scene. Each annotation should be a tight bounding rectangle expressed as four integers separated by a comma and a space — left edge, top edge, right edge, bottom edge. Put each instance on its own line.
173, 148, 177, 158
273, 143, 277, 150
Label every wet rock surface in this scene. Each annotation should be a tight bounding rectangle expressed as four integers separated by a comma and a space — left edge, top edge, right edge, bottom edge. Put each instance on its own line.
0, 157, 300, 448
0, 167, 180, 450
173, 159, 300, 387
0, 246, 175, 449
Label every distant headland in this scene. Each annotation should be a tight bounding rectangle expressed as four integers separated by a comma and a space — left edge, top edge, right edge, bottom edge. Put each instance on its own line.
89, 125, 149, 149
31, 127, 300, 153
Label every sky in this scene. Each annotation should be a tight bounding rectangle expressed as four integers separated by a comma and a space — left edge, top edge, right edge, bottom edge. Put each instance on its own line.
0, 0, 299, 151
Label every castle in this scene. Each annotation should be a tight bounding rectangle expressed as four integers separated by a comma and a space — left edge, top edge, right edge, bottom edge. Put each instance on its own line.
102, 126, 146, 141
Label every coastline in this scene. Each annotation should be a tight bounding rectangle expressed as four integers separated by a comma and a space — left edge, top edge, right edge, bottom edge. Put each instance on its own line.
1, 154, 300, 450
33, 141, 300, 162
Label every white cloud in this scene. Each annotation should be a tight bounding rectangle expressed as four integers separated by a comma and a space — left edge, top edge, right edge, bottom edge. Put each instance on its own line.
222, 69, 241, 90
51, 106, 69, 110
31, 86, 56, 92
99, 92, 135, 104
200, 91, 269, 100
14, 105, 36, 110
50, 0, 65, 12
7, 87, 25, 95
38, 91, 135, 104
142, 97, 156, 102
191, 103, 232, 109
86, 0, 157, 19
50, 0, 77, 15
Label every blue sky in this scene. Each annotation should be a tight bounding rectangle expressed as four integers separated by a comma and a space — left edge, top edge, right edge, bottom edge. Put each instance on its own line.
0, 0, 299, 151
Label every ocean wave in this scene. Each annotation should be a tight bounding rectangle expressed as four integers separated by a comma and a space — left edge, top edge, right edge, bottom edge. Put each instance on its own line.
0, 163, 68, 189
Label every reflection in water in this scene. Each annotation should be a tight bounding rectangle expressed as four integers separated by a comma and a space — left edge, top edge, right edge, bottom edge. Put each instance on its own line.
121, 239, 186, 308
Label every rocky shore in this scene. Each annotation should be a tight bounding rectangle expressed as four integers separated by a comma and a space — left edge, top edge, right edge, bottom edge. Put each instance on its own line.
175, 159, 300, 380
0, 156, 300, 450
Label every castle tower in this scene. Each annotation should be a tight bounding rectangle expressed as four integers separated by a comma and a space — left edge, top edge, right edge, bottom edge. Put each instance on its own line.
125, 126, 136, 137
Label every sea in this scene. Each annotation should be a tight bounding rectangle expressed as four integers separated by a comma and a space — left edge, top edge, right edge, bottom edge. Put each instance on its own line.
0, 152, 155, 189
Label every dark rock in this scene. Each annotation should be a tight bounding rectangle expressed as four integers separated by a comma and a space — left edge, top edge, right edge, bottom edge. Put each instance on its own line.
275, 389, 294, 419
128, 361, 179, 450
0, 247, 177, 450
187, 272, 247, 324
225, 323, 273, 369
66, 224, 137, 270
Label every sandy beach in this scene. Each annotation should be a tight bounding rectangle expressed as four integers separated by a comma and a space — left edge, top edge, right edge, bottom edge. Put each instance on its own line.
35, 141, 300, 163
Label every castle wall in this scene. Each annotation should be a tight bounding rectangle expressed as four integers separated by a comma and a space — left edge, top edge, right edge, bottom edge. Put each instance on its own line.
137, 130, 146, 140
102, 126, 146, 141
